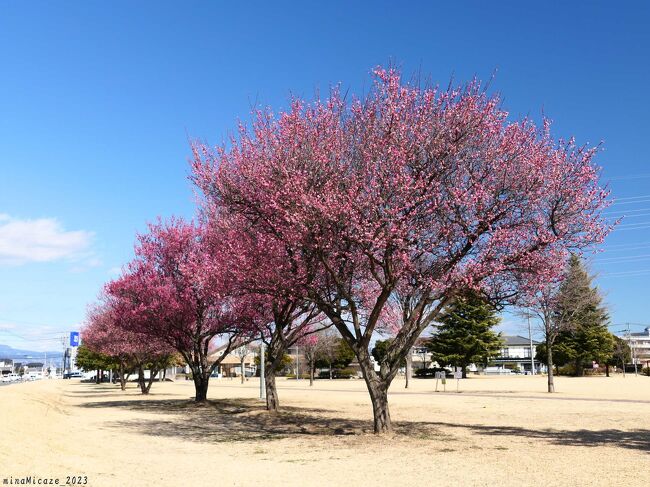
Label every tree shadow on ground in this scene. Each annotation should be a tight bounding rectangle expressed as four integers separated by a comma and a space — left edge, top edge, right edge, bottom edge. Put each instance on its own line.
77, 397, 650, 452
429, 421, 650, 453
65, 383, 188, 398
80, 398, 367, 441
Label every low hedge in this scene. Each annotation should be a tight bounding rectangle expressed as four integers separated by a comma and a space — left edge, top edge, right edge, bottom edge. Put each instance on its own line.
333, 368, 357, 379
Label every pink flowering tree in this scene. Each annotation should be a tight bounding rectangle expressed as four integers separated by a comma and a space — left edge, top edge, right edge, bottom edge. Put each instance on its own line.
297, 333, 320, 386
81, 307, 130, 388
192, 67, 612, 433
202, 213, 329, 410
106, 218, 256, 402
83, 302, 174, 393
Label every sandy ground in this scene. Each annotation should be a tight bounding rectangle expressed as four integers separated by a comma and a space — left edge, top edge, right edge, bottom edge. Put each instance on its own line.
1, 374, 649, 487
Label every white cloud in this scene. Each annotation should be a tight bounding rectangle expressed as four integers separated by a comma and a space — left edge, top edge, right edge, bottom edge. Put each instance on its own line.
0, 215, 94, 266
107, 266, 122, 276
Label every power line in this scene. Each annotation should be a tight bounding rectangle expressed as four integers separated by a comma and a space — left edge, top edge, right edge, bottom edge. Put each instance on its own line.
596, 252, 650, 261
613, 224, 650, 232
606, 213, 650, 220
0, 316, 70, 329
602, 244, 650, 253
604, 207, 650, 215
609, 174, 650, 181
600, 268, 650, 277
0, 330, 69, 342
611, 198, 650, 206
612, 194, 650, 201
616, 220, 650, 228
603, 241, 650, 249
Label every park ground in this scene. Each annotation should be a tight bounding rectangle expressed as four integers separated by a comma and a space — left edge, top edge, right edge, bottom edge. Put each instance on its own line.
1, 375, 649, 487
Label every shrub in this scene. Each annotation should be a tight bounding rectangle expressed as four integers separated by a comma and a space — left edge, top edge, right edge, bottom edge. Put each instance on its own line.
285, 373, 310, 379
642, 367, 650, 377
557, 365, 576, 376
333, 368, 357, 379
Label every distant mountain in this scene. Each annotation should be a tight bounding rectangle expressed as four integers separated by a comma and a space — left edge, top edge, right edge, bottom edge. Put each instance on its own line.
0, 344, 62, 360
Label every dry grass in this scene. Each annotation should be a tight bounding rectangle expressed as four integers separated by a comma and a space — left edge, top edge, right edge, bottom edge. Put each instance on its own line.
1, 374, 649, 486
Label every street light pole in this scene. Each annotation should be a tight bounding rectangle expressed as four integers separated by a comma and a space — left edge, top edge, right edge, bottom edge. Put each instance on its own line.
626, 323, 638, 376
528, 314, 535, 375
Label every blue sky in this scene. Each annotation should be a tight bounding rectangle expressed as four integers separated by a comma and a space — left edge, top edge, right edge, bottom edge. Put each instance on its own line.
1, 1, 649, 351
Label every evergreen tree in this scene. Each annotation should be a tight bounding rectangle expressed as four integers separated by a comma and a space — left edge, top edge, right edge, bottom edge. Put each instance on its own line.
427, 292, 503, 378
605, 336, 631, 376
552, 255, 613, 376
75, 344, 119, 373
371, 339, 406, 368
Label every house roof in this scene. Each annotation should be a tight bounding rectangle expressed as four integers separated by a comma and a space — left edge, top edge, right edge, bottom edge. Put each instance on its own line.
502, 335, 540, 346
630, 328, 650, 337
218, 354, 254, 365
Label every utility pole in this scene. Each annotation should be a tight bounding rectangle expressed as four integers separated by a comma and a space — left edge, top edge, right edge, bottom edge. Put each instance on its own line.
527, 313, 535, 375
259, 339, 266, 400
60, 335, 67, 376
626, 323, 638, 376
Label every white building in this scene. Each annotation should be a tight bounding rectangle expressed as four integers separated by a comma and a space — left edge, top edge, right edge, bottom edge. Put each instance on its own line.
623, 327, 650, 367
490, 335, 542, 374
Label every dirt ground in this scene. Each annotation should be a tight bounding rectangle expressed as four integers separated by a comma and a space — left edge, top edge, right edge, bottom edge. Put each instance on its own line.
1, 374, 649, 486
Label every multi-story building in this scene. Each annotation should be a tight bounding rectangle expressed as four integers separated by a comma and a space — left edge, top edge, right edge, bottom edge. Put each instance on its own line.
490, 335, 542, 374
623, 327, 650, 367
0, 358, 13, 377
410, 338, 433, 371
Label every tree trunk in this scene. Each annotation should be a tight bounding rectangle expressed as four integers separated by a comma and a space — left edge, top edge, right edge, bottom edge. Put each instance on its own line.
461, 364, 467, 379
192, 369, 209, 402
309, 359, 314, 387
119, 364, 127, 391
329, 360, 332, 380
264, 367, 279, 412
366, 376, 391, 434
621, 358, 626, 377
605, 363, 610, 377
137, 365, 149, 394
546, 338, 555, 393
144, 368, 158, 393
575, 360, 584, 377
240, 358, 245, 384
405, 353, 412, 389
95, 368, 100, 384
356, 352, 392, 434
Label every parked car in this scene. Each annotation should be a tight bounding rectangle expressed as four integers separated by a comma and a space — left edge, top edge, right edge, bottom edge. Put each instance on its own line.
63, 372, 83, 379
1, 375, 11, 383
414, 367, 453, 378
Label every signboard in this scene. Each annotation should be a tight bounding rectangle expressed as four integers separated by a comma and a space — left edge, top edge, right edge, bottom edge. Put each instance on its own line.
453, 367, 463, 380
69, 331, 80, 347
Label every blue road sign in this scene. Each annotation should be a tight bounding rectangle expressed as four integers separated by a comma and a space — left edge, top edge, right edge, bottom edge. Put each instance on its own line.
70, 331, 80, 347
